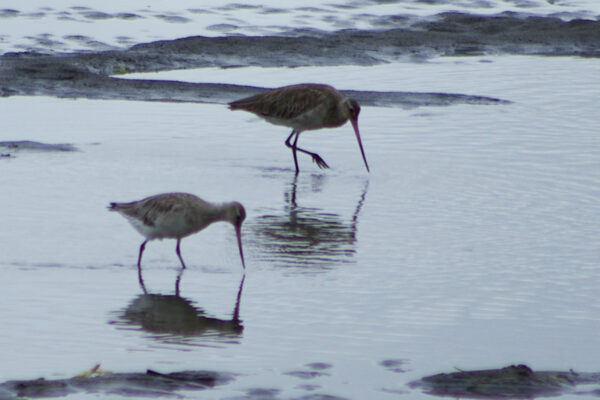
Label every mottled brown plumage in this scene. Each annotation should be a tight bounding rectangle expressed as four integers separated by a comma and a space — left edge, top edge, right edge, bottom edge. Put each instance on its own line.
109, 193, 246, 270
229, 83, 369, 173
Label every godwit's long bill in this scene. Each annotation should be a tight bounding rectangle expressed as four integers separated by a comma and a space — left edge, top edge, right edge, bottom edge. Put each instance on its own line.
108, 193, 246, 270
229, 83, 370, 174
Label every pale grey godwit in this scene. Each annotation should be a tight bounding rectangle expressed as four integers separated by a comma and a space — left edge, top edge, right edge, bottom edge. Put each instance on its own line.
229, 83, 370, 174
108, 193, 246, 270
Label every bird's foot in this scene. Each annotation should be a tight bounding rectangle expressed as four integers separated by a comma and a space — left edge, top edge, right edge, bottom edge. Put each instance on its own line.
311, 154, 330, 169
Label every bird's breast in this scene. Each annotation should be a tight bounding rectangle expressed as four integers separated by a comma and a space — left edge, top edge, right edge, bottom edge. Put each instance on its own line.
134, 212, 208, 240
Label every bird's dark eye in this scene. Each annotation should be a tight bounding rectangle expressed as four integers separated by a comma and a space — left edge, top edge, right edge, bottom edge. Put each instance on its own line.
348, 99, 360, 117
236, 209, 245, 223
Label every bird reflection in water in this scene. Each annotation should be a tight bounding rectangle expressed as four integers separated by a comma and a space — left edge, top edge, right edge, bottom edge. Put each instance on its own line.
115, 267, 244, 341
250, 175, 368, 270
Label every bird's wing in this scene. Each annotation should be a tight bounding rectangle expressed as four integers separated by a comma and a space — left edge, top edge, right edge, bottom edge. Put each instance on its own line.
229, 84, 340, 120
111, 194, 182, 227
140, 198, 179, 227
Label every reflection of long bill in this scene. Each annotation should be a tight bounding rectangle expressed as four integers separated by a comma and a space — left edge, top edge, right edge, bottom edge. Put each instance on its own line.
351, 118, 370, 172
235, 224, 246, 269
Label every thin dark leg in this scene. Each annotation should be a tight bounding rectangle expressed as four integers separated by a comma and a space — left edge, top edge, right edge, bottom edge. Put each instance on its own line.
137, 264, 147, 294
285, 130, 300, 174
284, 129, 329, 171
137, 240, 148, 294
175, 238, 187, 269
137, 240, 147, 268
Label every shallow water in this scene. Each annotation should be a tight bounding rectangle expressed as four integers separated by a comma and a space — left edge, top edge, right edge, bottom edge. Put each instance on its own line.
2, 0, 600, 398
1, 51, 599, 398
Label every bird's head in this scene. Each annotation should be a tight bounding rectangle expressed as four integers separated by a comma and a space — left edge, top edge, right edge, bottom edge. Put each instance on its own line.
227, 202, 246, 228
344, 98, 361, 122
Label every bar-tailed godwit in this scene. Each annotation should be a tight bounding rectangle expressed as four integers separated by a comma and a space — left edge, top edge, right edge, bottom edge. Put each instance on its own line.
229, 83, 370, 174
108, 193, 246, 270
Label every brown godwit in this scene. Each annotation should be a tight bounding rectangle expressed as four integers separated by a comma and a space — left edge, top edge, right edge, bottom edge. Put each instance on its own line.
229, 83, 370, 174
108, 193, 246, 270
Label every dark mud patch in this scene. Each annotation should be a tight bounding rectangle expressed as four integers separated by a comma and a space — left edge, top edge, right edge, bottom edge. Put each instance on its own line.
0, 9, 19, 18
243, 387, 281, 399
410, 364, 600, 398
236, 386, 348, 400
3, 12, 598, 106
305, 362, 332, 371
0, 53, 509, 108
380, 359, 410, 373
0, 369, 233, 399
285, 370, 330, 380
119, 12, 600, 71
0, 141, 78, 152
74, 9, 143, 21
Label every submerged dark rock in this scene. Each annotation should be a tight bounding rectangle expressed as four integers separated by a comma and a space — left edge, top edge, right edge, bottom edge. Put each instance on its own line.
410, 364, 600, 398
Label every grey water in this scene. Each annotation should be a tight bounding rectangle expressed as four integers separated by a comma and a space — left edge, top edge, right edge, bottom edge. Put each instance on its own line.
1, 1, 600, 399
